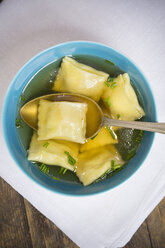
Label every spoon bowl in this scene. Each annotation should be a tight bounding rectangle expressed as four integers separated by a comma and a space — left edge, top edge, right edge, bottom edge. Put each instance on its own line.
20, 93, 103, 139
21, 93, 165, 136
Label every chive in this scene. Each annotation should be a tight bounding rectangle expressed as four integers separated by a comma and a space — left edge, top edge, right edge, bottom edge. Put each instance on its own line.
59, 167, 68, 175
52, 176, 59, 180
106, 127, 116, 139
112, 164, 122, 170
105, 59, 115, 66
107, 77, 114, 82
43, 142, 49, 148
136, 137, 142, 143
64, 151, 76, 166
117, 114, 120, 119
104, 97, 111, 107
105, 81, 110, 87
39, 163, 49, 174
139, 130, 144, 137
20, 95, 26, 101
126, 150, 136, 160
15, 118, 23, 128
91, 134, 98, 140
101, 168, 111, 178
110, 82, 117, 88
111, 160, 115, 167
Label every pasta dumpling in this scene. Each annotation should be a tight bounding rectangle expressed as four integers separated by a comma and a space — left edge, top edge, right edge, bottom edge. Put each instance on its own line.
80, 127, 118, 152
38, 100, 87, 144
53, 56, 109, 101
102, 73, 145, 121
76, 145, 124, 186
28, 132, 79, 171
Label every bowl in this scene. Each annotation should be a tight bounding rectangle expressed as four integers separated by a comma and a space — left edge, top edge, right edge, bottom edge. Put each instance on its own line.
2, 41, 156, 196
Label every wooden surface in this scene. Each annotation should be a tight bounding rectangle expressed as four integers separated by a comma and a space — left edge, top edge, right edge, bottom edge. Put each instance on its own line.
0, 177, 165, 248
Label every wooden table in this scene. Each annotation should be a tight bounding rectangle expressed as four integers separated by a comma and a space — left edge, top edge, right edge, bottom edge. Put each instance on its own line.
0, 177, 165, 248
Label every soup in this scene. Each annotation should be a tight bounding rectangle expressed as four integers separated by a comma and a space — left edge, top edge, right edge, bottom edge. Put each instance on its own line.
16, 55, 145, 186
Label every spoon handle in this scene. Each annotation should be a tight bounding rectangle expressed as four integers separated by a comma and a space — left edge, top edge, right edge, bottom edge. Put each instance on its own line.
103, 116, 165, 134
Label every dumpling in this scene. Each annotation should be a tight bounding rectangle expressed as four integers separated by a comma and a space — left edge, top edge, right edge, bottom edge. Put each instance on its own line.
102, 73, 145, 121
52, 56, 109, 101
28, 132, 79, 171
76, 145, 124, 186
80, 127, 118, 152
37, 100, 87, 144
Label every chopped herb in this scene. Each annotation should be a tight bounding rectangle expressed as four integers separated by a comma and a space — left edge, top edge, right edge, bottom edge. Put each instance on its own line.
104, 80, 117, 88
39, 163, 49, 174
111, 160, 122, 171
43, 142, 49, 148
101, 168, 111, 178
59, 167, 68, 175
139, 130, 144, 137
91, 134, 98, 140
105, 81, 110, 87
126, 149, 136, 160
107, 77, 114, 82
110, 82, 117, 88
64, 151, 76, 166
104, 97, 111, 107
117, 114, 120, 119
15, 118, 23, 128
105, 59, 115, 66
111, 160, 115, 167
136, 137, 142, 143
106, 127, 116, 139
20, 95, 26, 101
52, 176, 59, 180
112, 164, 122, 170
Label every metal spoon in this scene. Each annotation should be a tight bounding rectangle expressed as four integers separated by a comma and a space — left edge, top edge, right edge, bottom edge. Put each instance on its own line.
20, 93, 165, 138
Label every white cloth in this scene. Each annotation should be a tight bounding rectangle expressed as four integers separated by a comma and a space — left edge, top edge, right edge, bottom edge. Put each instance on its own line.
0, 0, 165, 247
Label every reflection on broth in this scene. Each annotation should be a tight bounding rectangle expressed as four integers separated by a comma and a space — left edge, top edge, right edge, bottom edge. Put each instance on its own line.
16, 55, 145, 186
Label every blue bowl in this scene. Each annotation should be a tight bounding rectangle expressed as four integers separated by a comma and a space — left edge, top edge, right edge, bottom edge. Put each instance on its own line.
2, 41, 156, 196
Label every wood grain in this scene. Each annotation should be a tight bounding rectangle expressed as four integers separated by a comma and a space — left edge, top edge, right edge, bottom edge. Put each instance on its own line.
24, 199, 78, 248
0, 178, 32, 248
0, 177, 165, 248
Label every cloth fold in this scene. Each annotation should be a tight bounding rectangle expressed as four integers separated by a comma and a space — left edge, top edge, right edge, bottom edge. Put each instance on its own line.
0, 0, 165, 247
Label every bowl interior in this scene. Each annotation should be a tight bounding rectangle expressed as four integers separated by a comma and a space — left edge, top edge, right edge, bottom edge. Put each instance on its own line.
2, 41, 156, 196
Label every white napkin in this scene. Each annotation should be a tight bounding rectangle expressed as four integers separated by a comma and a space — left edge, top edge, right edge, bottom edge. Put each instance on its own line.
0, 0, 165, 247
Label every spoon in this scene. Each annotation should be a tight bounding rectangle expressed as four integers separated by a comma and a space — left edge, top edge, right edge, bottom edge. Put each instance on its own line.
20, 93, 165, 138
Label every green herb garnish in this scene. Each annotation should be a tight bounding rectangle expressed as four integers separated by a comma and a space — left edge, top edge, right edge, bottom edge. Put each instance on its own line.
111, 160, 115, 167
139, 130, 144, 137
91, 134, 98, 140
104, 97, 111, 107
20, 95, 26, 101
52, 176, 59, 180
64, 151, 76, 166
110, 82, 117, 88
107, 77, 114, 82
43, 142, 49, 148
106, 127, 116, 139
105, 59, 115, 66
39, 163, 49, 174
117, 114, 120, 119
15, 118, 23, 128
111, 160, 122, 171
105, 81, 110, 87
136, 137, 142, 143
126, 148, 136, 160
59, 167, 68, 175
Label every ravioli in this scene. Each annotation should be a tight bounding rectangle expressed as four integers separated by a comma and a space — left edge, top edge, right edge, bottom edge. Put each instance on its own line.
76, 145, 124, 186
38, 100, 87, 144
102, 73, 145, 121
80, 127, 118, 152
52, 56, 109, 101
28, 132, 79, 171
